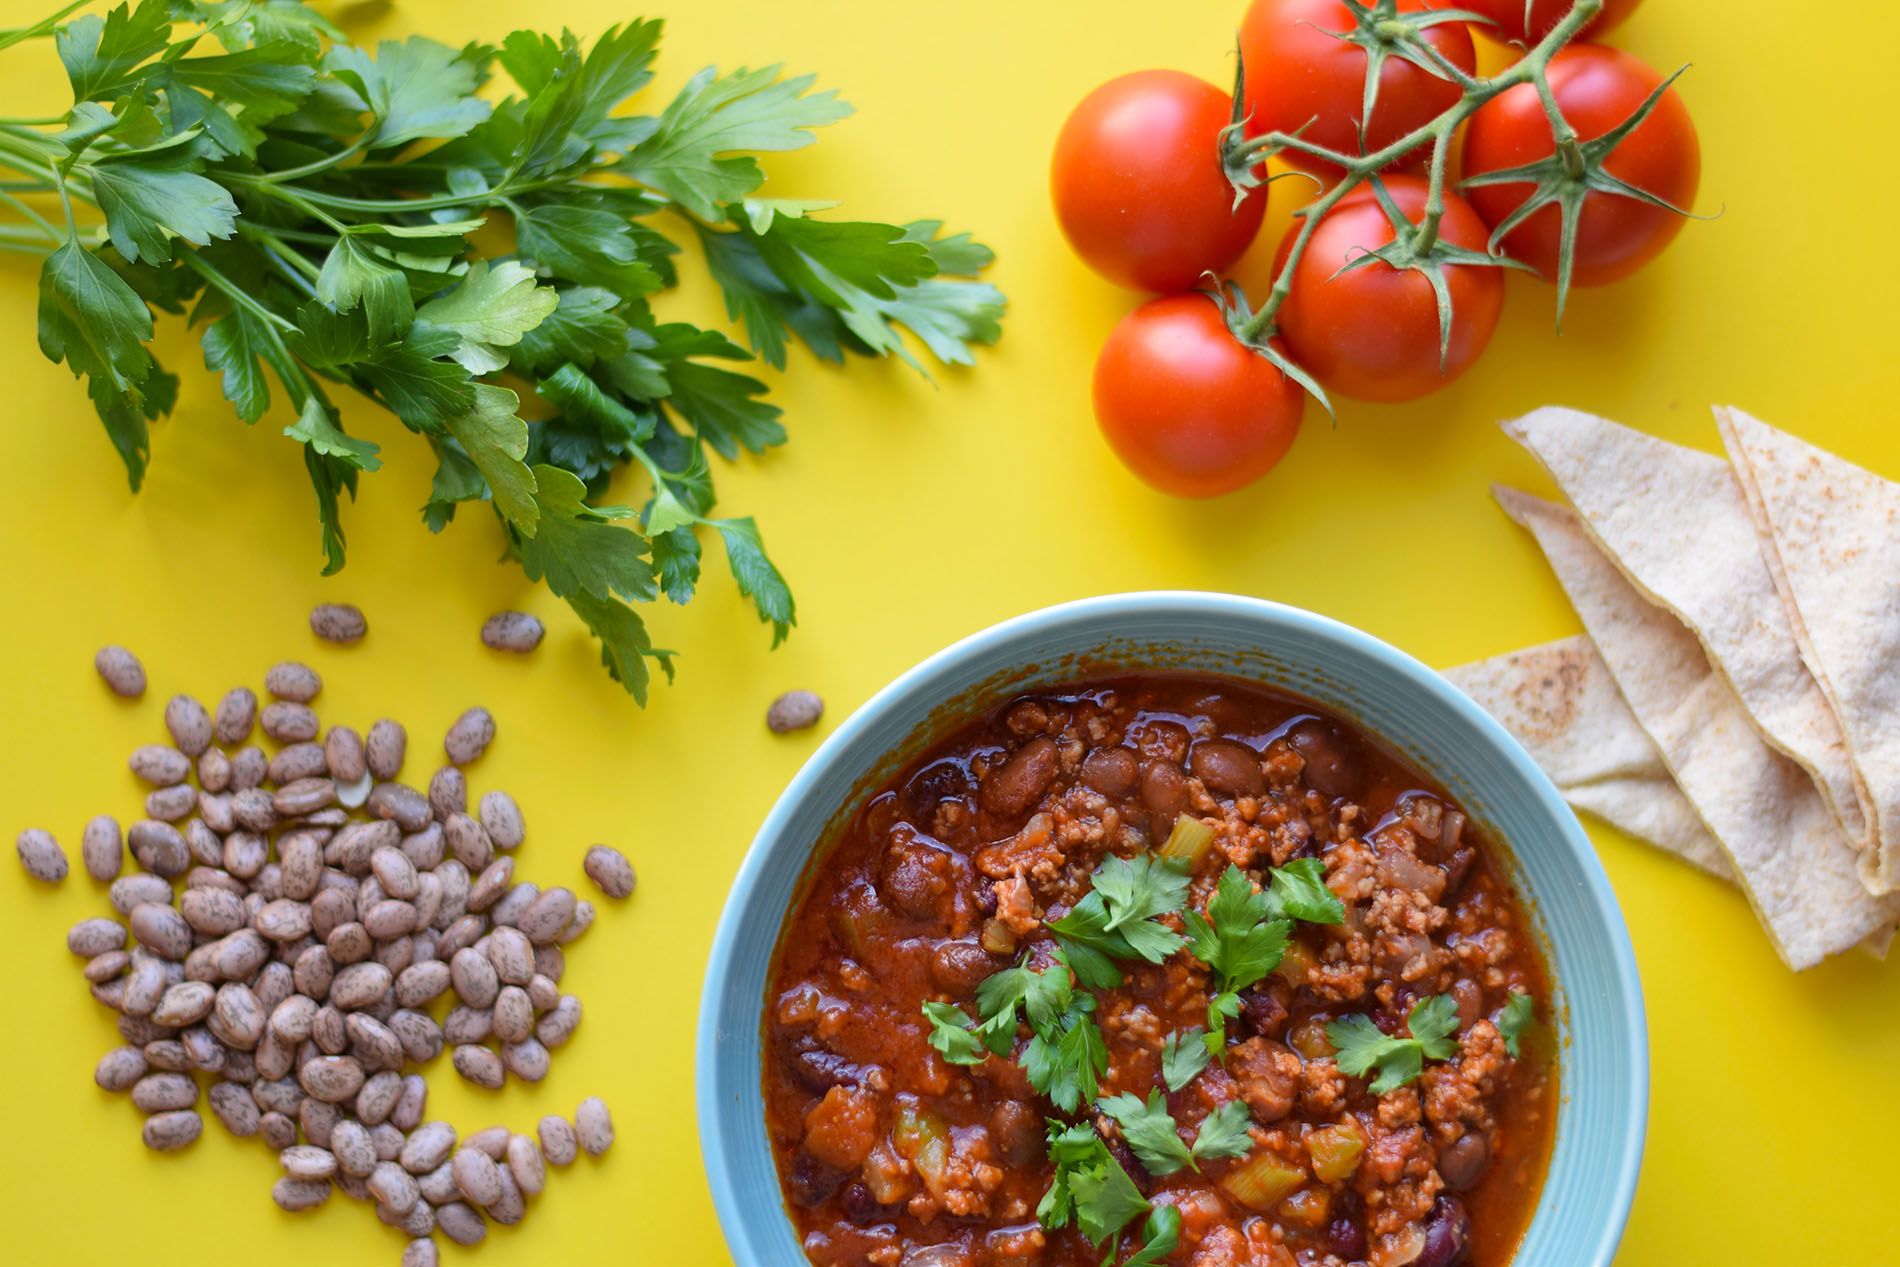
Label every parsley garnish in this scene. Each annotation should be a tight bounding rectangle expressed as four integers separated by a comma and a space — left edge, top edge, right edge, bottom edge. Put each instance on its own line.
1021, 992, 1108, 1114
1499, 989, 1535, 1058
1184, 865, 1290, 1054
1268, 856, 1347, 925
1048, 855, 1190, 988
1097, 1092, 1256, 1177
1119, 1205, 1183, 1267
1160, 1028, 1210, 1092
3, 4, 1005, 701
1184, 861, 1345, 1056
920, 957, 1105, 1113
1038, 1121, 1150, 1247
1327, 994, 1462, 1094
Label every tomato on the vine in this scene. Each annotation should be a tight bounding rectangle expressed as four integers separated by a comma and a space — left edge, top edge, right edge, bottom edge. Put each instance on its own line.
1459, 0, 1642, 48
1461, 44, 1699, 287
1093, 293, 1304, 497
1051, 70, 1267, 292
1273, 175, 1505, 403
1238, 0, 1476, 174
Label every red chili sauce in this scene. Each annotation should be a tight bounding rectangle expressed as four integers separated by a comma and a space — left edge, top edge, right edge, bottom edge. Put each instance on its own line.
763, 674, 1557, 1267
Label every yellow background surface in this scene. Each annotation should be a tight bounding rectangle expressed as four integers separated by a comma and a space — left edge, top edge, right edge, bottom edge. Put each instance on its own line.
0, 0, 1895, 1263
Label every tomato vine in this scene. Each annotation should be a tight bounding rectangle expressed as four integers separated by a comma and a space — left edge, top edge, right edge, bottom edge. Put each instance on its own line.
1218, 0, 1694, 408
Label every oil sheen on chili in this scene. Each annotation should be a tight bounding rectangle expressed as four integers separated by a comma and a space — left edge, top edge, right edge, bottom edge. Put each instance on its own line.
763, 674, 1557, 1267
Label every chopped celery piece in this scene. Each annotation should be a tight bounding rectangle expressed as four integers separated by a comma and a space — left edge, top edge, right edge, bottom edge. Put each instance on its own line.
1219, 1152, 1306, 1211
1159, 815, 1216, 867
1306, 1121, 1367, 1183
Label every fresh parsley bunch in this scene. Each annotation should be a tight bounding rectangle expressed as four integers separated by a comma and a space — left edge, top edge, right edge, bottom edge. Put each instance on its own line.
2, 1, 1004, 698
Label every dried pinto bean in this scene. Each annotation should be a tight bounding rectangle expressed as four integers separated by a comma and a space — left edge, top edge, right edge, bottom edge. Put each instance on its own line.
582, 845, 636, 899
310, 603, 368, 644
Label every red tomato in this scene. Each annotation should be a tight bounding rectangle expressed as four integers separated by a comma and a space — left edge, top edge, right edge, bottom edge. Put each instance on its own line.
1459, 0, 1642, 47
1051, 70, 1268, 292
1274, 175, 1505, 403
1093, 293, 1304, 497
1461, 45, 1698, 287
1239, 0, 1476, 174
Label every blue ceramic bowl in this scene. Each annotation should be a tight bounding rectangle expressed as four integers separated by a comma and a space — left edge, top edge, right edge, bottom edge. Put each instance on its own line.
698, 592, 1647, 1266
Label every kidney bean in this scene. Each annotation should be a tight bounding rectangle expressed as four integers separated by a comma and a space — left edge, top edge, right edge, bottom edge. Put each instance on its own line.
1438, 1133, 1491, 1191
988, 1101, 1042, 1168
1239, 986, 1289, 1039
979, 737, 1058, 817
1139, 760, 1190, 822
929, 940, 999, 996
1078, 746, 1138, 798
839, 1181, 881, 1226
787, 1152, 846, 1208
1326, 1217, 1368, 1261
1418, 1196, 1472, 1267
1190, 739, 1265, 798
905, 759, 972, 815
1289, 720, 1361, 798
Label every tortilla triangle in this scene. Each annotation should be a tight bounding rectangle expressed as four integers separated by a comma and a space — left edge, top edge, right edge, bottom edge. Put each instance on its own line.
1502, 408, 1872, 860
1494, 484, 1897, 969
1717, 407, 1900, 894
1444, 636, 1730, 880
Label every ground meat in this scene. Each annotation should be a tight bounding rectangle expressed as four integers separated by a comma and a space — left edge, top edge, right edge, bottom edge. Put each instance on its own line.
1299, 1057, 1349, 1117
973, 813, 1064, 885
1228, 1037, 1301, 1122
1420, 1021, 1506, 1144
992, 877, 1039, 935
805, 1086, 880, 1170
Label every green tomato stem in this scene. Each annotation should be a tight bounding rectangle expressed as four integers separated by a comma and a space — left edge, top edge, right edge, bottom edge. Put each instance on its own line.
1232, 0, 1604, 344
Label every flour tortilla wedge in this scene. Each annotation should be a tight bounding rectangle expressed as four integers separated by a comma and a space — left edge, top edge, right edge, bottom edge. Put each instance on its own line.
1495, 485, 1898, 969
1444, 636, 1730, 879
1502, 408, 1872, 858
1718, 407, 1900, 894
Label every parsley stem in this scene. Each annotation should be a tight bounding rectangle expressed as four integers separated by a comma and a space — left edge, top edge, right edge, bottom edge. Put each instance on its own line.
184, 252, 300, 334
0, 0, 89, 55
0, 189, 61, 241
260, 132, 377, 184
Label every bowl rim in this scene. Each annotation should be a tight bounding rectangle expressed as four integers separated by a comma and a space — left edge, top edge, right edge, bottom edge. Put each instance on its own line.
696, 590, 1648, 1266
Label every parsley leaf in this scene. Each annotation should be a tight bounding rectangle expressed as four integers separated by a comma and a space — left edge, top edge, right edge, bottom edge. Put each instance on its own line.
1022, 992, 1107, 1114
314, 236, 412, 343
1267, 857, 1345, 925
284, 396, 380, 471
710, 517, 794, 646
1160, 1028, 1209, 1093
323, 36, 492, 148
57, 1, 174, 103
438, 384, 539, 532
1328, 994, 1462, 1094
90, 154, 238, 265
200, 309, 272, 423
517, 465, 655, 603
1191, 1100, 1255, 1164
623, 63, 851, 219
1185, 865, 1292, 1051
1098, 1091, 1192, 1177
565, 589, 672, 706
1098, 1092, 1253, 1178
1120, 1206, 1183, 1267
922, 1000, 986, 1066
1499, 990, 1534, 1058
1049, 855, 1189, 986
414, 260, 559, 375
1039, 1121, 1149, 1247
